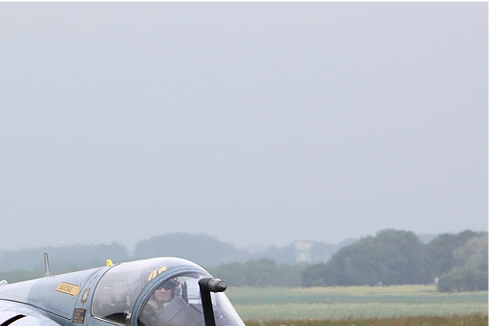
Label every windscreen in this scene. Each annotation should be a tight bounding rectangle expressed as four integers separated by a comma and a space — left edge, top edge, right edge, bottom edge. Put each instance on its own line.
139, 273, 245, 326
91, 258, 245, 326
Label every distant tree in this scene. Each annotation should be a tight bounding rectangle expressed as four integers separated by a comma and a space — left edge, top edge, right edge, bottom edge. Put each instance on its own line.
251, 242, 339, 264
250, 245, 297, 264
0, 243, 129, 273
425, 230, 484, 279
302, 229, 427, 286
453, 233, 488, 272
436, 269, 488, 292
435, 233, 488, 292
208, 258, 304, 287
49, 243, 129, 272
301, 262, 328, 287
0, 269, 45, 283
133, 233, 248, 266
302, 229, 488, 288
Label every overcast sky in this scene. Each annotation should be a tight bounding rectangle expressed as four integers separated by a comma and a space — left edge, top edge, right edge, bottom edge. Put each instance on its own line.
0, 2, 487, 252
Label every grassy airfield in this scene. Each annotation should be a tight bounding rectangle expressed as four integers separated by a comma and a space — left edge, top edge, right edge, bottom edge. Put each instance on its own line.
226, 285, 488, 325
243, 315, 487, 326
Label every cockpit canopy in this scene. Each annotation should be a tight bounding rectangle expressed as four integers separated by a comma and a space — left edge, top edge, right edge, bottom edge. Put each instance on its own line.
92, 257, 244, 326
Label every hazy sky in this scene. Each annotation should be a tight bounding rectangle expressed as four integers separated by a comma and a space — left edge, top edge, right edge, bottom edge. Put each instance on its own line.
0, 2, 487, 252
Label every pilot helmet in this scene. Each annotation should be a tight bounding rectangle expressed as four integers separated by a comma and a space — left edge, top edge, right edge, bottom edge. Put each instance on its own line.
148, 267, 180, 295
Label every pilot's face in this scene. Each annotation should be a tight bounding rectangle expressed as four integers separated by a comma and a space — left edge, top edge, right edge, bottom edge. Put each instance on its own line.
154, 284, 174, 303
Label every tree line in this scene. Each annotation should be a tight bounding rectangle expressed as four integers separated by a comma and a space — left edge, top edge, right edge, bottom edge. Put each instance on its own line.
0, 230, 486, 292
206, 229, 487, 292
301, 229, 487, 291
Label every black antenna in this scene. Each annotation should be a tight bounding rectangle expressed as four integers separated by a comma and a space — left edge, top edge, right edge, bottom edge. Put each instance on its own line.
43, 253, 51, 276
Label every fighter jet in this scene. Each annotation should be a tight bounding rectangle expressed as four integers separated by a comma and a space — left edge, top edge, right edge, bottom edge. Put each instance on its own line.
0, 256, 246, 326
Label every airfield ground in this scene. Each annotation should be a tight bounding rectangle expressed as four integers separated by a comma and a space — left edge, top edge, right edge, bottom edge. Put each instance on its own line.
226, 285, 488, 322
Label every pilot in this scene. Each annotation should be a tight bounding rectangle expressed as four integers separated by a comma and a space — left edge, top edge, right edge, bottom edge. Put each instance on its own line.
149, 278, 180, 306
139, 272, 203, 326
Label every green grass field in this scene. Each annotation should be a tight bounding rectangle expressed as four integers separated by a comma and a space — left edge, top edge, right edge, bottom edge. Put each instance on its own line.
225, 285, 488, 322
244, 314, 488, 326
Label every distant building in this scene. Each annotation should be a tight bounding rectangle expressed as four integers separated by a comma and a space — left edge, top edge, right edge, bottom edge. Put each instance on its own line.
294, 241, 313, 263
